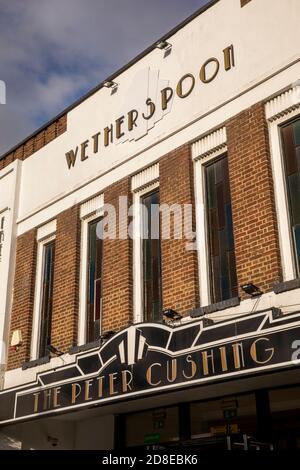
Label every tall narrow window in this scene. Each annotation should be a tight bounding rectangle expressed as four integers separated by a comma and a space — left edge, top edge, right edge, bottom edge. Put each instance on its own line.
281, 118, 300, 276
86, 218, 103, 342
205, 155, 238, 303
39, 240, 55, 357
142, 190, 162, 322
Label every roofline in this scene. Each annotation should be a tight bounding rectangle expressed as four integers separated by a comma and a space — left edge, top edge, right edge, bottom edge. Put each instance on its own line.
0, 0, 220, 162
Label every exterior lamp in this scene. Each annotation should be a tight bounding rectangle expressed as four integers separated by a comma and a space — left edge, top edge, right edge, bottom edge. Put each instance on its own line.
241, 283, 263, 297
103, 80, 118, 90
163, 309, 182, 322
156, 40, 172, 51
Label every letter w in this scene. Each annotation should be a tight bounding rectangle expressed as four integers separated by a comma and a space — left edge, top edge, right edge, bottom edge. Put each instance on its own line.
65, 147, 78, 169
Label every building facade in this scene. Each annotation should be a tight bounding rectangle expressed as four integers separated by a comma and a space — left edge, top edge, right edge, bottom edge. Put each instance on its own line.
0, 0, 300, 450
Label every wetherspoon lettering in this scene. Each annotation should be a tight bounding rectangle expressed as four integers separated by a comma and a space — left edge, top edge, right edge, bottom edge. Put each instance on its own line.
65, 45, 235, 169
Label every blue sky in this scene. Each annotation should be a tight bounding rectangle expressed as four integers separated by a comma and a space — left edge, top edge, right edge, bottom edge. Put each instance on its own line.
0, 0, 208, 156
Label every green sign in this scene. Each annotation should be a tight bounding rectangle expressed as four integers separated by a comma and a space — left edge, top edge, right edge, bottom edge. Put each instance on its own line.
223, 408, 237, 420
144, 433, 160, 444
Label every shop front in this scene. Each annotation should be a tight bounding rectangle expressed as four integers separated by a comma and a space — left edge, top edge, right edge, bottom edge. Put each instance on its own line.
1, 308, 300, 450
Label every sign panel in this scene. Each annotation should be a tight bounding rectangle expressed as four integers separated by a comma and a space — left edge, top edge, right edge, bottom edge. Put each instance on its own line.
0, 309, 300, 425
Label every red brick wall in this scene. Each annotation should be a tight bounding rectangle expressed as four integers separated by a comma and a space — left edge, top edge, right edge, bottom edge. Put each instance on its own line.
159, 144, 199, 315
7, 229, 37, 370
226, 102, 282, 298
102, 177, 133, 333
51, 206, 81, 352
6, 99, 285, 370
0, 115, 67, 171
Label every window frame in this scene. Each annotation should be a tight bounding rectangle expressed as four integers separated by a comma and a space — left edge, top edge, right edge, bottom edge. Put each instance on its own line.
132, 181, 160, 324
267, 109, 300, 281
203, 152, 238, 304
86, 216, 103, 343
31, 233, 56, 360
194, 147, 237, 306
78, 209, 104, 345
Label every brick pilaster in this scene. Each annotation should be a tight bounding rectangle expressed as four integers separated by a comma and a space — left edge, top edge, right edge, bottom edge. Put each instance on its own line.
102, 177, 133, 333
7, 229, 37, 370
227, 102, 282, 298
159, 144, 199, 315
51, 205, 81, 351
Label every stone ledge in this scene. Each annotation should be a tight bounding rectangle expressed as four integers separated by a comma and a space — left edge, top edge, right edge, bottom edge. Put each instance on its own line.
190, 297, 240, 318
68, 340, 101, 355
274, 278, 300, 294
22, 355, 50, 370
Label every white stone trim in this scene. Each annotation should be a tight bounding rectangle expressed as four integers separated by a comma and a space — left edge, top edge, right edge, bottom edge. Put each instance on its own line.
192, 127, 227, 161
131, 163, 159, 193
36, 219, 56, 242
266, 101, 300, 281
31, 234, 56, 360
265, 83, 300, 122
80, 194, 104, 220
194, 159, 210, 307
193, 128, 227, 306
132, 181, 159, 324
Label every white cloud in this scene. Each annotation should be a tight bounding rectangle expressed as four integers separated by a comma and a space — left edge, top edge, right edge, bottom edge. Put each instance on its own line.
0, 0, 207, 155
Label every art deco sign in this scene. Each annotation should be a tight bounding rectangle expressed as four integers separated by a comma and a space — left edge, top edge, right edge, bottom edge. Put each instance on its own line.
65, 45, 235, 169
1, 310, 300, 425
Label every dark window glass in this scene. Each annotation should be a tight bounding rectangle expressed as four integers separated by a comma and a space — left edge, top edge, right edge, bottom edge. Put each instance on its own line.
205, 155, 238, 303
87, 218, 103, 342
39, 241, 55, 358
281, 118, 300, 275
125, 407, 179, 447
142, 190, 162, 322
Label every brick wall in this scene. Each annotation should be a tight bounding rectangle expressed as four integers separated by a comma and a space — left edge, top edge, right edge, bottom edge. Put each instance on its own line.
0, 114, 67, 171
159, 144, 199, 315
51, 206, 81, 352
6, 99, 284, 370
102, 177, 133, 333
227, 102, 282, 298
7, 229, 37, 370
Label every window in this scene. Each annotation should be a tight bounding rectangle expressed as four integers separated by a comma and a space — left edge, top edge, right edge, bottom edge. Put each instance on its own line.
281, 118, 300, 276
86, 217, 103, 342
191, 394, 256, 438
39, 240, 55, 357
205, 155, 238, 303
141, 189, 162, 322
125, 407, 179, 447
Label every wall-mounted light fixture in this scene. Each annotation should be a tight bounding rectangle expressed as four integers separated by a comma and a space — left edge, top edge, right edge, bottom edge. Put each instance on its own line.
241, 283, 263, 297
163, 309, 182, 322
156, 40, 172, 52
103, 80, 118, 90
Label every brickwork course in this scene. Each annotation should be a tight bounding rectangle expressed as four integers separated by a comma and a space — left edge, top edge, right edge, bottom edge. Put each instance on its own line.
159, 144, 199, 316
7, 229, 37, 370
102, 177, 133, 333
226, 102, 282, 299
51, 205, 81, 353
